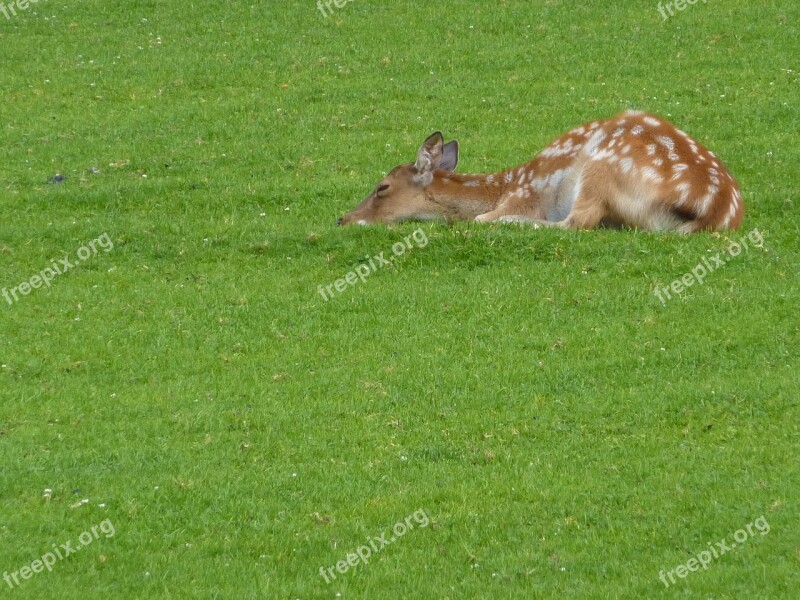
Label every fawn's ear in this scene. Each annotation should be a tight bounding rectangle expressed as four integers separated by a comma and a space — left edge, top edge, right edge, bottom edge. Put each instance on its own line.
414, 132, 444, 184
440, 140, 459, 173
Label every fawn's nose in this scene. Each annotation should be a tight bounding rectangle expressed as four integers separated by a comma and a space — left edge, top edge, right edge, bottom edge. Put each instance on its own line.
336, 217, 344, 226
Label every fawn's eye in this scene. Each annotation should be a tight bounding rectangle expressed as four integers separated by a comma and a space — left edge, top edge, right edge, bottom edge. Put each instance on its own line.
376, 184, 390, 197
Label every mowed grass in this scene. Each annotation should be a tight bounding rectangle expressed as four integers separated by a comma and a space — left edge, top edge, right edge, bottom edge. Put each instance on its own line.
1, 0, 798, 598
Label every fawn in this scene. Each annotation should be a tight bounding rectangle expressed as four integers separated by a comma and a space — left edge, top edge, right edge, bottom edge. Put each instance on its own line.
338, 111, 743, 232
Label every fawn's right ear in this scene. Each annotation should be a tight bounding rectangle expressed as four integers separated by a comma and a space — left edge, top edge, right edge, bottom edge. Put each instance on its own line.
414, 132, 444, 185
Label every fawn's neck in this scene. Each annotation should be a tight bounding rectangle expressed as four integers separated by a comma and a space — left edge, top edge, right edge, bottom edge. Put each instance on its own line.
427, 167, 538, 220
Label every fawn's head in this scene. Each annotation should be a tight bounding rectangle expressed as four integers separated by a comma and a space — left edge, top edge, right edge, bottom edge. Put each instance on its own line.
338, 132, 459, 225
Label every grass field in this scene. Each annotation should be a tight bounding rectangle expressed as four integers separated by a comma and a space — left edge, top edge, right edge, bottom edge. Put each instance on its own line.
1, 1, 798, 598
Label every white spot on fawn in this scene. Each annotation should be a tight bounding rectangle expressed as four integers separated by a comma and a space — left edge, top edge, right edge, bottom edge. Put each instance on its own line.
585, 130, 607, 156
699, 192, 715, 215
676, 182, 691, 205
671, 163, 688, 180
657, 135, 675, 151
642, 166, 662, 183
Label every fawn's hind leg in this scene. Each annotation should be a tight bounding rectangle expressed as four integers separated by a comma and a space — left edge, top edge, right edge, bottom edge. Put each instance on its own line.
553, 161, 612, 230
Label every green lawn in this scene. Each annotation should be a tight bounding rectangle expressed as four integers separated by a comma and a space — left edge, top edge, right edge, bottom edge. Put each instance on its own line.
1, 1, 798, 598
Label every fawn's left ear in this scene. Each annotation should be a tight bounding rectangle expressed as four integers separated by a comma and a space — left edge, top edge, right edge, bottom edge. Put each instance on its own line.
440, 140, 459, 173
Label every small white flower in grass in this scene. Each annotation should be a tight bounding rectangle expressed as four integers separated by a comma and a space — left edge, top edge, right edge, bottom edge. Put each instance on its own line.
400, 455, 408, 461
